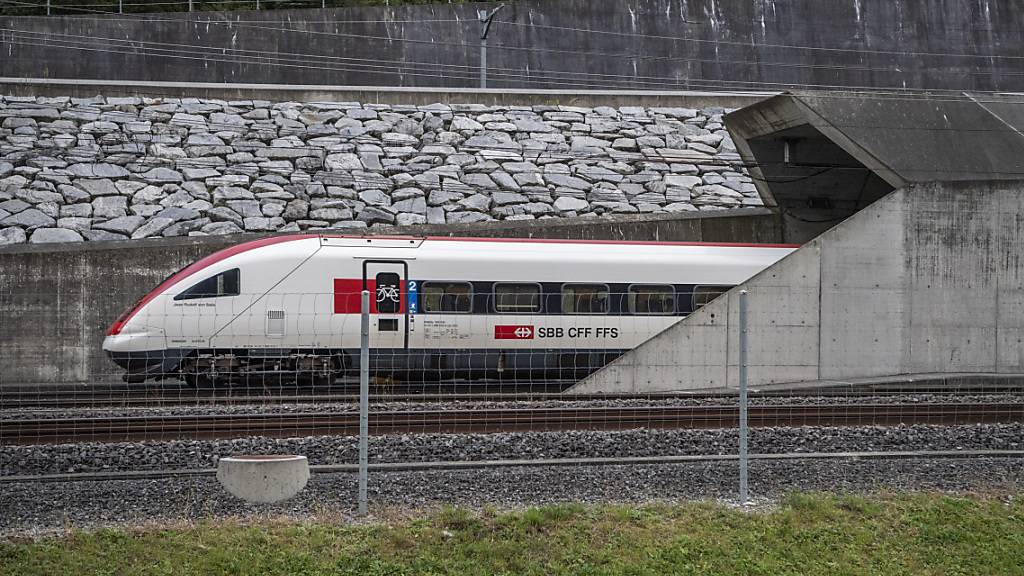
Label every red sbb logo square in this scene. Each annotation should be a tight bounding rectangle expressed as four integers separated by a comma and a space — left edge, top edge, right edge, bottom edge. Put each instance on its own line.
494, 325, 535, 339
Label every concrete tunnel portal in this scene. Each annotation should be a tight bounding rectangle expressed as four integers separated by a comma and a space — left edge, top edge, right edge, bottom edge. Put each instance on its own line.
572, 91, 1024, 393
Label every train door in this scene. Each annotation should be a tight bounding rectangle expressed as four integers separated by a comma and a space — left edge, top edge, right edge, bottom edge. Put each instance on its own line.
362, 259, 405, 356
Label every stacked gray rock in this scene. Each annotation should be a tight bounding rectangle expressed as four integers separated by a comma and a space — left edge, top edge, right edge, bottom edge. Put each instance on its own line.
0, 95, 761, 245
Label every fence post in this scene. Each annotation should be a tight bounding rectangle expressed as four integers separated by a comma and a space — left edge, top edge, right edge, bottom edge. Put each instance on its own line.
47, 0, 51, 16
358, 289, 370, 516
189, 0, 193, 12
738, 289, 750, 504
119, 0, 123, 14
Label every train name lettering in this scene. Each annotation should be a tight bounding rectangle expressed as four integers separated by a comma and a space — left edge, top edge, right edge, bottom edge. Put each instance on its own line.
537, 327, 619, 338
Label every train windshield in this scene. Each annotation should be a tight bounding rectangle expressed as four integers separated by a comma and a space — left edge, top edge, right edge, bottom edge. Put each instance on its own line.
173, 268, 241, 300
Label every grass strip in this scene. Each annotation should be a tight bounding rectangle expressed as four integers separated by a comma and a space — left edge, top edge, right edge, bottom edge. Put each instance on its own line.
3, 492, 1023, 575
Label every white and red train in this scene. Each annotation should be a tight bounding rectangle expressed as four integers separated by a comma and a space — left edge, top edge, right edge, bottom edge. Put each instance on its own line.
103, 234, 795, 384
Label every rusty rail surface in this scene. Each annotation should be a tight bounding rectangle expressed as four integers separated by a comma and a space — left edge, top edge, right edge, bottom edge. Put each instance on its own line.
2, 403, 1022, 444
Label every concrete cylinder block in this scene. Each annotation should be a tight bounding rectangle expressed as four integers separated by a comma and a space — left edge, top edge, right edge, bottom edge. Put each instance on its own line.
216, 454, 310, 503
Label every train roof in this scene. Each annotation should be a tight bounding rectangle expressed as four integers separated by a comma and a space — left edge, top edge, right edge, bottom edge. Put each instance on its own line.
328, 234, 798, 249
171, 233, 798, 291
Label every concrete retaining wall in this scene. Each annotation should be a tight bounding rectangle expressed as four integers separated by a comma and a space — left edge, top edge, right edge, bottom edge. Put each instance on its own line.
573, 181, 1024, 392
2, 0, 1022, 91
0, 209, 782, 385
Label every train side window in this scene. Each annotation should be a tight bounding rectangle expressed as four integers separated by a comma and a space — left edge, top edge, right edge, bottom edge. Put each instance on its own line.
422, 282, 472, 313
692, 285, 730, 310
628, 284, 675, 315
174, 268, 240, 300
561, 283, 609, 314
494, 283, 542, 313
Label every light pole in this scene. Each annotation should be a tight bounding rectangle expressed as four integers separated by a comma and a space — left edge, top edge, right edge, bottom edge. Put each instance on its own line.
478, 3, 505, 89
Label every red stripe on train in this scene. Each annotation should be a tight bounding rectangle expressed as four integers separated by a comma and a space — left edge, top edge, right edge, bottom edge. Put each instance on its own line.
333, 279, 405, 314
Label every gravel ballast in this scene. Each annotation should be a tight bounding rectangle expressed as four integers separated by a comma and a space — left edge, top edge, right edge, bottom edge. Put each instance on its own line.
3, 423, 1023, 476
2, 457, 1022, 536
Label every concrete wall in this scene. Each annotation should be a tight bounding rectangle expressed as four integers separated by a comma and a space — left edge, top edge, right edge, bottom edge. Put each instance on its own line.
0, 209, 782, 385
2, 0, 1023, 91
573, 181, 1024, 393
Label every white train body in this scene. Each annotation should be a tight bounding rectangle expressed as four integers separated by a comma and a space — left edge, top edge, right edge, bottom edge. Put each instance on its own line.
103, 235, 795, 383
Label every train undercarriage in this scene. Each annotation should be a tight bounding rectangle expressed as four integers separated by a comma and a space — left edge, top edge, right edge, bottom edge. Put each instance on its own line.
109, 348, 627, 386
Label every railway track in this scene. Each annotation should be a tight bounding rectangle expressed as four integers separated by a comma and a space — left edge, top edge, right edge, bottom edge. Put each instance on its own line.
4, 384, 1022, 410
2, 403, 1021, 444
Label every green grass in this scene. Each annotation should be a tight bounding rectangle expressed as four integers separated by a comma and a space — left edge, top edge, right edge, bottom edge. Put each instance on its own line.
3, 493, 1024, 575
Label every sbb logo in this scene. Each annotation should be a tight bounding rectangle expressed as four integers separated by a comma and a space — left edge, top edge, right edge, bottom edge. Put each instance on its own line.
494, 325, 534, 339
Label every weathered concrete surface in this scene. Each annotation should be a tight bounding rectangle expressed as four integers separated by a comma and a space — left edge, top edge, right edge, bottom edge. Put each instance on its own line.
724, 91, 1024, 240
2, 0, 1022, 91
0, 209, 782, 385
217, 455, 310, 504
572, 181, 1024, 393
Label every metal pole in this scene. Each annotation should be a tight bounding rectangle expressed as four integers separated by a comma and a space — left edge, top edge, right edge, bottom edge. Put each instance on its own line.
255, 0, 259, 10
479, 36, 487, 89
189, 0, 193, 12
738, 289, 749, 504
477, 4, 504, 89
118, 0, 123, 14
46, 0, 51, 16
358, 289, 370, 516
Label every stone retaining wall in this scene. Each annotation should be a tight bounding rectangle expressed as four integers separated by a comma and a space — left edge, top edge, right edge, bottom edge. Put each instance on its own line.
0, 94, 760, 245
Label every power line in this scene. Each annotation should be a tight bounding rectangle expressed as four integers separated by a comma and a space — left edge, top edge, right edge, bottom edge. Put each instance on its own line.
15, 25, 1024, 95
7, 25, 1024, 97
6, 0, 1024, 64
494, 18, 1024, 62
7, 101, 1024, 178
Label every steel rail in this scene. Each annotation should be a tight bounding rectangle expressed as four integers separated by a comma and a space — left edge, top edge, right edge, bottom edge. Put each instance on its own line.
3, 386, 1022, 410
2, 403, 1021, 444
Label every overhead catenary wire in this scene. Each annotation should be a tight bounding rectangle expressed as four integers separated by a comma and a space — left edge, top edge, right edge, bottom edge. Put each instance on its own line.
3, 26, 1024, 97
2, 0, 469, 21
493, 18, 1024, 62
7, 29, 1024, 98
5, 0, 1024, 67
0, 29, 898, 94
4, 0, 1023, 64
9, 117, 1024, 182
4, 3, 1024, 93
3, 0, 1018, 44
6, 78, 1024, 168
6, 22, 1024, 86
0, 34, 700, 91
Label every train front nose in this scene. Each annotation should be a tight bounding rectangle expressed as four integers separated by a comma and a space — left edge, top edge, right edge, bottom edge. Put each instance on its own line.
103, 328, 178, 382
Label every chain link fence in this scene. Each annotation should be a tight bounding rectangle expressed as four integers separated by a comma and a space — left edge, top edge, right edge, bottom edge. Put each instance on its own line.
3, 279, 1022, 504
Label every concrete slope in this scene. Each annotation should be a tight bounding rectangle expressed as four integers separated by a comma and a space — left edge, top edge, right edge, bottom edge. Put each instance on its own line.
571, 181, 1024, 393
